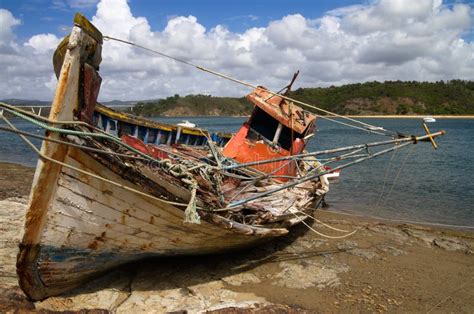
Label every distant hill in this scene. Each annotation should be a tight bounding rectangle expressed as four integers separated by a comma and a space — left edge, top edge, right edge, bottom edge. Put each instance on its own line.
289, 80, 474, 115
0, 99, 136, 108
0, 99, 51, 106
101, 100, 137, 107
132, 94, 253, 117
131, 80, 474, 117
3, 80, 473, 116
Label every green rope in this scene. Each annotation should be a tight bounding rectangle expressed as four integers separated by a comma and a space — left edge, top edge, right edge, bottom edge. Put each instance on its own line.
1, 106, 161, 164
1, 105, 203, 223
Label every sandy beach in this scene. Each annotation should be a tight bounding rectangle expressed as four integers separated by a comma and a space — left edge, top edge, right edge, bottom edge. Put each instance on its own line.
0, 162, 473, 312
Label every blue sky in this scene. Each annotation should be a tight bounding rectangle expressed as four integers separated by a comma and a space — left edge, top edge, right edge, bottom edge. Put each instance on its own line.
4, 0, 472, 40
1, 0, 473, 100
3, 0, 369, 40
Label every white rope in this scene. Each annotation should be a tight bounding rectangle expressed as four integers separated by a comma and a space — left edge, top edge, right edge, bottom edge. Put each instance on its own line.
291, 207, 350, 232
289, 210, 359, 239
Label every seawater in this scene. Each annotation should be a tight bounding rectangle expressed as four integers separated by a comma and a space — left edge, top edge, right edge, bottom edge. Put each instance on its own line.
1, 116, 473, 228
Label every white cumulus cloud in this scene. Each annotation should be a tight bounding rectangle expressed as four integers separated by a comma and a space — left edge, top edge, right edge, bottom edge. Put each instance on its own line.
0, 9, 21, 54
0, 0, 473, 101
25, 34, 60, 54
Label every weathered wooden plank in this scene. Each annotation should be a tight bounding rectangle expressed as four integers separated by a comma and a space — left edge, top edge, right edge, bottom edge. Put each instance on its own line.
45, 186, 202, 247
60, 150, 254, 238
46, 209, 156, 247
54, 177, 261, 246
59, 159, 289, 240
42, 214, 143, 250
57, 169, 239, 241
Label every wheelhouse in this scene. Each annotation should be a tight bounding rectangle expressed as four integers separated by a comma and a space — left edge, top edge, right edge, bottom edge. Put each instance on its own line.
223, 86, 316, 181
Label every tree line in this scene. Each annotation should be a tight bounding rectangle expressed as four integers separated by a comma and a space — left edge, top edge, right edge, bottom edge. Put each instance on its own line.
132, 80, 474, 116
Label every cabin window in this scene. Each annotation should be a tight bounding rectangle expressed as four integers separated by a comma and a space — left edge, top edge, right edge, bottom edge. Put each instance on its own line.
177, 134, 188, 144
195, 136, 205, 146
118, 122, 133, 137
109, 120, 116, 131
188, 135, 196, 145
248, 106, 303, 151
167, 131, 176, 145
138, 127, 147, 141
162, 132, 169, 144
92, 113, 99, 126
148, 129, 157, 144
101, 116, 108, 130
248, 107, 279, 142
278, 124, 303, 151
158, 131, 169, 144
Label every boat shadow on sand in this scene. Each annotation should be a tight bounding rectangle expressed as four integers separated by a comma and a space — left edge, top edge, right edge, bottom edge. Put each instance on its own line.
50, 222, 349, 298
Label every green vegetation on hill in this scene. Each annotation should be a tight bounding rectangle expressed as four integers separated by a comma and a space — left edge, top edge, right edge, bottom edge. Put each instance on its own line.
131, 80, 474, 117
132, 94, 252, 117
290, 80, 474, 115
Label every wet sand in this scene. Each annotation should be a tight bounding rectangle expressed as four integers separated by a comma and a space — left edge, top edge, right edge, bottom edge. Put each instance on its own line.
0, 162, 473, 312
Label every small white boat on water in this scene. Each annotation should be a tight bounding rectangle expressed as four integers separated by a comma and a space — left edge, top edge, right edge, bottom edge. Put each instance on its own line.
177, 120, 197, 128
423, 116, 436, 123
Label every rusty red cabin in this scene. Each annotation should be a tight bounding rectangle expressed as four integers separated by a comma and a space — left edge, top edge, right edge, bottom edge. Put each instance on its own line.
223, 87, 317, 181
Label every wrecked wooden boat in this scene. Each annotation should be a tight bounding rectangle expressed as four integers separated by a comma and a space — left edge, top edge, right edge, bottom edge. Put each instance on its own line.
0, 14, 445, 301
9, 14, 323, 300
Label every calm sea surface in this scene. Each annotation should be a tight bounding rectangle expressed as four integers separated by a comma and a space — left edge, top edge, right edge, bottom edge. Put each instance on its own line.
1, 116, 473, 228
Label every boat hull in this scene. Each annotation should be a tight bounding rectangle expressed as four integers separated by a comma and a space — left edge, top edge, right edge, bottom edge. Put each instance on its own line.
17, 146, 283, 300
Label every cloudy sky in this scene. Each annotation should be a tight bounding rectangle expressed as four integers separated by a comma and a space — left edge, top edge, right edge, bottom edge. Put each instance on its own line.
1, 0, 473, 101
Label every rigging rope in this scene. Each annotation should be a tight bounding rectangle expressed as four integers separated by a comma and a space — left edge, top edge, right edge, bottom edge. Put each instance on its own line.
380, 145, 415, 207
0, 114, 194, 208
291, 207, 350, 233
289, 209, 359, 239
0, 103, 202, 167
376, 148, 398, 206
103, 35, 397, 137
0, 125, 148, 161
0, 102, 212, 165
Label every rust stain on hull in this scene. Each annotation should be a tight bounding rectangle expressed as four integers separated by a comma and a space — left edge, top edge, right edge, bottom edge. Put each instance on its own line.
50, 63, 72, 118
